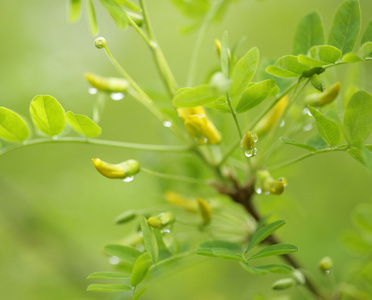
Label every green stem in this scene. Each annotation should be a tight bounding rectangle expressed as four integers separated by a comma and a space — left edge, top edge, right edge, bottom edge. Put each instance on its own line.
141, 167, 210, 185
0, 137, 190, 157
186, 0, 226, 86
138, 0, 178, 97
267, 146, 349, 171
218, 81, 298, 166
102, 44, 188, 143
226, 93, 243, 138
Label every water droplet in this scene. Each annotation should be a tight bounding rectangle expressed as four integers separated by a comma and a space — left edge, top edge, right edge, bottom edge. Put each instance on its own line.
109, 256, 120, 265
123, 176, 134, 183
278, 177, 288, 187
52, 136, 58, 140
325, 270, 330, 275
302, 108, 311, 115
110, 92, 125, 101
163, 121, 172, 128
88, 88, 98, 95
244, 147, 257, 157
303, 123, 313, 131
161, 229, 171, 233
280, 120, 285, 127
256, 188, 262, 194
251, 132, 258, 142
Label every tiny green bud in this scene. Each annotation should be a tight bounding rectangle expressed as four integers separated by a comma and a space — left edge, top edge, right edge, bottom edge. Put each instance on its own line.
302, 67, 325, 78
158, 212, 175, 226
319, 256, 333, 274
147, 216, 163, 229
263, 179, 285, 195
114, 210, 137, 224
92, 158, 140, 179
272, 278, 295, 290
197, 197, 212, 225
215, 38, 221, 56
85, 73, 130, 93
95, 37, 107, 49
310, 74, 326, 92
241, 131, 258, 150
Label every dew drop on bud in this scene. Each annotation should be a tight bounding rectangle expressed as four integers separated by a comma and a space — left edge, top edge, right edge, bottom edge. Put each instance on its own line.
163, 121, 172, 128
109, 256, 120, 265
280, 120, 285, 127
244, 147, 257, 157
161, 229, 171, 233
88, 88, 98, 95
123, 176, 134, 183
110, 93, 125, 101
95, 37, 107, 49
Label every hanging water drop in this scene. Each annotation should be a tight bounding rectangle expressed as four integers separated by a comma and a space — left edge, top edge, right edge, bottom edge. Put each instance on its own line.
251, 132, 258, 142
123, 176, 134, 183
110, 92, 125, 101
303, 123, 313, 131
280, 120, 285, 127
109, 256, 120, 265
163, 121, 172, 128
244, 147, 257, 157
256, 188, 262, 194
302, 107, 311, 115
88, 88, 98, 95
161, 229, 171, 233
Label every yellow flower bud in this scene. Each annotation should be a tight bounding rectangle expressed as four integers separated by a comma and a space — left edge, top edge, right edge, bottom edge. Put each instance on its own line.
165, 191, 198, 212
254, 95, 288, 136
197, 197, 212, 225
310, 74, 326, 92
95, 37, 107, 49
85, 72, 130, 93
256, 170, 287, 195
305, 82, 340, 107
241, 131, 258, 150
92, 158, 140, 179
263, 179, 285, 195
178, 107, 221, 145
319, 256, 333, 274
215, 38, 221, 56
147, 216, 163, 229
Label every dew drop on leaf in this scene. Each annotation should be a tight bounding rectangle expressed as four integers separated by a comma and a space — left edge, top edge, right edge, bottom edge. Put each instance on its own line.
163, 121, 172, 128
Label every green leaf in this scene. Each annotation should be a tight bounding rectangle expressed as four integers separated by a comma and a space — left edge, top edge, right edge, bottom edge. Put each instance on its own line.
87, 284, 132, 292
199, 240, 243, 253
133, 287, 147, 300
246, 220, 286, 253
69, 0, 81, 22
235, 79, 276, 113
130, 252, 152, 287
195, 248, 245, 262
305, 133, 328, 150
114, 209, 137, 224
0, 107, 30, 143
298, 45, 342, 67
196, 240, 244, 262
66, 111, 102, 137
358, 42, 372, 59
87, 272, 130, 279
240, 263, 294, 274
172, 85, 218, 107
353, 203, 372, 233
328, 0, 361, 55
280, 137, 317, 152
87, 0, 98, 35
361, 18, 372, 58
29, 95, 66, 136
140, 217, 158, 263
293, 11, 325, 55
220, 31, 229, 77
114, 0, 141, 12
229, 47, 259, 98
103, 244, 142, 265
100, 0, 128, 29
247, 244, 298, 261
204, 96, 230, 113
342, 53, 363, 63
308, 107, 341, 146
348, 146, 372, 170
170, 0, 209, 20
266, 55, 309, 78
343, 90, 372, 144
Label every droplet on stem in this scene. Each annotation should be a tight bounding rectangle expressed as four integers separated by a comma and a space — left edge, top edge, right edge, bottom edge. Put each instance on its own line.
110, 93, 125, 101
88, 88, 98, 95
123, 176, 134, 183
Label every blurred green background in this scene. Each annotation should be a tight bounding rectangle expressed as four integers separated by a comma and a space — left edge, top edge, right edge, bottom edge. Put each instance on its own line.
1, 0, 372, 299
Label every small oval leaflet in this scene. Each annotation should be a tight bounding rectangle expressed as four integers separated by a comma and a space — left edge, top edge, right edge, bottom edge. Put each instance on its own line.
130, 252, 152, 287
0, 107, 30, 143
66, 111, 102, 137
30, 95, 66, 136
